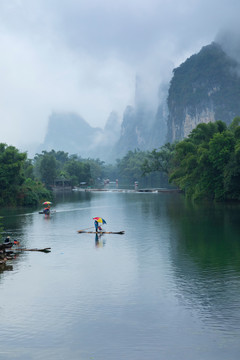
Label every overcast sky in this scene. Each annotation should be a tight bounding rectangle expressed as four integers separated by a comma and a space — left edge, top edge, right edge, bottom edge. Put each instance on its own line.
0, 0, 240, 151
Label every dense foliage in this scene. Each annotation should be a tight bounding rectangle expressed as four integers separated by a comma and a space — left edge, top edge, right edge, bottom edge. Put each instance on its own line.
142, 143, 176, 176
2, 115, 240, 208
145, 118, 240, 201
116, 149, 169, 188
0, 144, 171, 208
33, 150, 104, 187
33, 149, 169, 189
0, 143, 51, 206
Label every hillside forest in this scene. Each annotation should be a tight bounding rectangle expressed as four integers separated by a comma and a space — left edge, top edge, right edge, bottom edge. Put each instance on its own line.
1, 117, 240, 207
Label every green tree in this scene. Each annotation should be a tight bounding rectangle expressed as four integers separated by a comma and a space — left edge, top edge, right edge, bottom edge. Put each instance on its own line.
23, 159, 35, 180
83, 158, 105, 184
0, 144, 27, 205
0, 216, 4, 241
228, 116, 240, 132
208, 131, 235, 199
142, 143, 175, 176
18, 178, 52, 206
39, 154, 57, 187
116, 149, 168, 187
64, 159, 91, 186
167, 119, 240, 201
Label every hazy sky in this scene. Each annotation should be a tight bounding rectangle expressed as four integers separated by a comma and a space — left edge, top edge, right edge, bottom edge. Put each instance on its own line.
0, 0, 239, 151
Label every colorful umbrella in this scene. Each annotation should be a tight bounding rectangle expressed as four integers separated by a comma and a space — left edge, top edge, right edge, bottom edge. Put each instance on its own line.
93, 217, 107, 224
43, 201, 52, 205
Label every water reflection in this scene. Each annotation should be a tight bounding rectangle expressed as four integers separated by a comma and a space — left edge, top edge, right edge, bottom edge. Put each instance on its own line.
0, 249, 20, 278
54, 189, 92, 205
0, 262, 13, 274
117, 191, 240, 332
164, 196, 240, 331
95, 233, 106, 248
1, 191, 240, 359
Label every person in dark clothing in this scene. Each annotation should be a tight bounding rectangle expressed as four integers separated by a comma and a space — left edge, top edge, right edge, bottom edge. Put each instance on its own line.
3, 236, 13, 248
43, 206, 50, 215
94, 220, 99, 232
94, 220, 103, 232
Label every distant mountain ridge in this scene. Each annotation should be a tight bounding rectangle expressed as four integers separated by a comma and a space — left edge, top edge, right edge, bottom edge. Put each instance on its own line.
39, 112, 101, 157
38, 111, 121, 161
39, 41, 240, 162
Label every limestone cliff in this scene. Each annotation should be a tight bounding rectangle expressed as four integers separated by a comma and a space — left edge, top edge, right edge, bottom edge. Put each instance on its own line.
167, 42, 240, 142
111, 79, 168, 160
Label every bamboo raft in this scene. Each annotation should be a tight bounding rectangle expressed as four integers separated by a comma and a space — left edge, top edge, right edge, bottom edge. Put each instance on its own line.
77, 230, 125, 235
16, 248, 51, 253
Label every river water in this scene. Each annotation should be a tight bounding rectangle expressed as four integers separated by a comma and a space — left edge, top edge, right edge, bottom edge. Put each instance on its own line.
0, 191, 240, 360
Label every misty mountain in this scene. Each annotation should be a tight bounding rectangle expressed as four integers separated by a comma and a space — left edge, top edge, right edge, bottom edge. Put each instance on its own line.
39, 76, 168, 162
39, 41, 240, 163
167, 42, 240, 142
38, 113, 100, 157
38, 112, 121, 161
111, 42, 240, 156
110, 78, 168, 160
110, 103, 167, 159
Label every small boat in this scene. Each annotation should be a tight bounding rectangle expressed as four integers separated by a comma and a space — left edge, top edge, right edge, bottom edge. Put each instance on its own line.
77, 230, 125, 235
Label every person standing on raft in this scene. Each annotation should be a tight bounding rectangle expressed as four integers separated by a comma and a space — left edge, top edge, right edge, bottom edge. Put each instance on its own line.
94, 220, 102, 232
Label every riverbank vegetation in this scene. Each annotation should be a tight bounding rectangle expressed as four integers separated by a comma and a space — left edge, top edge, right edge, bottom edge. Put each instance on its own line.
144, 117, 240, 201
33, 149, 169, 189
0, 146, 165, 207
1, 117, 240, 207
0, 144, 51, 207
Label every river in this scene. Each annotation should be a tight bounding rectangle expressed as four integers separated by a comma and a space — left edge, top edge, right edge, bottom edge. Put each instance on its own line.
0, 191, 240, 360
